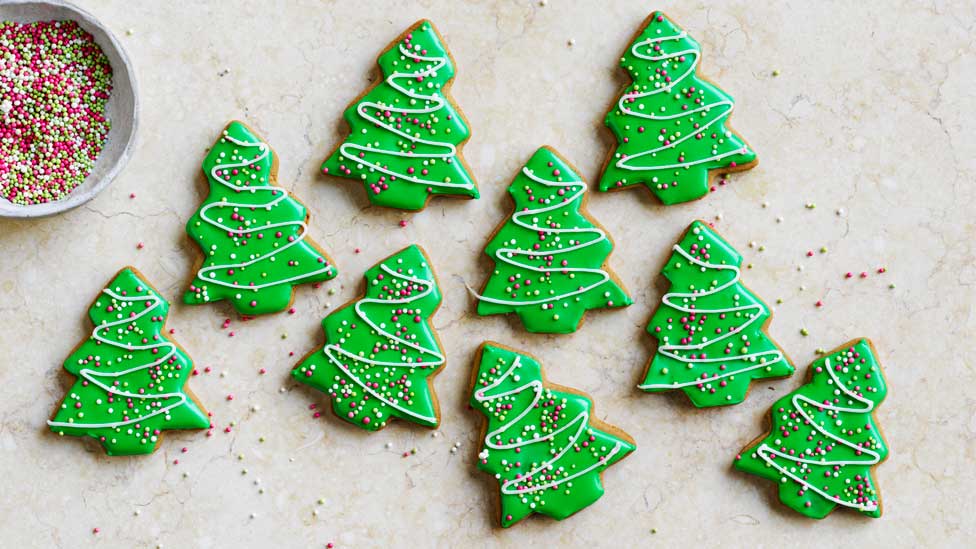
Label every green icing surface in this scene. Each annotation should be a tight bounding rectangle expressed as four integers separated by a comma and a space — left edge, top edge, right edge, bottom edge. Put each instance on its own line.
600, 12, 757, 205
639, 221, 793, 406
471, 344, 635, 528
293, 245, 444, 431
49, 268, 209, 456
322, 19, 478, 211
185, 121, 338, 315
736, 340, 889, 519
476, 147, 632, 334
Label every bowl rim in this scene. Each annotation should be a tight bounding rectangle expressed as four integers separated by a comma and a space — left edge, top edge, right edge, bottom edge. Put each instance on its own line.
0, 0, 139, 219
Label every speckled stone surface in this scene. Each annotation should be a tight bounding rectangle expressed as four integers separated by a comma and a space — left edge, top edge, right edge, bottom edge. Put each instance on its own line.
0, 1, 974, 547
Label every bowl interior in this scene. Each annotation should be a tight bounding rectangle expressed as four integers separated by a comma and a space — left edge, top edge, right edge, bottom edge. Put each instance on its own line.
0, 0, 138, 219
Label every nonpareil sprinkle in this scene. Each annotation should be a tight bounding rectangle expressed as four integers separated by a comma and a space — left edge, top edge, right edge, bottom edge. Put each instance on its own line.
0, 20, 112, 205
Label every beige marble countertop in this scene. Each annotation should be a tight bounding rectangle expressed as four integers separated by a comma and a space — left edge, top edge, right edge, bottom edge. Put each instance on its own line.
1, 1, 974, 547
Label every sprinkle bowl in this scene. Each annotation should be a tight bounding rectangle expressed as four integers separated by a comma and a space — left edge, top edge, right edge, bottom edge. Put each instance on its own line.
0, 0, 138, 218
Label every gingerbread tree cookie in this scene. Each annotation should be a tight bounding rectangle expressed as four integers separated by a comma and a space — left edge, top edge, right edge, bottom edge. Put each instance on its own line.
599, 12, 757, 205
471, 343, 635, 527
735, 339, 889, 519
185, 121, 338, 315
48, 267, 210, 456
293, 245, 445, 431
475, 146, 632, 334
638, 221, 793, 406
322, 19, 479, 210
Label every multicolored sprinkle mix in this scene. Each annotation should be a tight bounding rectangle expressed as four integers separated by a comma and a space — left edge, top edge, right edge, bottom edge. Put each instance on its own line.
0, 20, 112, 205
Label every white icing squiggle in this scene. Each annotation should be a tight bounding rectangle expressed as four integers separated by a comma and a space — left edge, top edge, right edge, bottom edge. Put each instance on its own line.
336, 41, 473, 190
48, 288, 190, 430
323, 263, 443, 423
755, 358, 882, 512
473, 166, 612, 307
195, 132, 332, 291
613, 30, 746, 173
474, 355, 623, 495
638, 242, 784, 390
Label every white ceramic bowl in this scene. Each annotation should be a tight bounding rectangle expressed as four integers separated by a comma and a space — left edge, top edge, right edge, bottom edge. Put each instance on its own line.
0, 0, 138, 218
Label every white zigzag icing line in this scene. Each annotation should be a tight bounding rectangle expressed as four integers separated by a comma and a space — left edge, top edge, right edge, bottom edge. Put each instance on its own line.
322, 263, 444, 423
474, 354, 623, 495
473, 166, 612, 307
638, 242, 784, 390
337, 42, 473, 190
48, 288, 190, 430
614, 30, 747, 173
195, 131, 333, 291
755, 358, 882, 512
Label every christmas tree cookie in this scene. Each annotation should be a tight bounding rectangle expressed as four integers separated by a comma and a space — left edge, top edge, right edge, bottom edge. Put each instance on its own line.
599, 12, 757, 205
638, 221, 793, 406
293, 245, 445, 431
475, 146, 632, 334
735, 339, 889, 519
185, 121, 338, 315
48, 267, 210, 456
471, 343, 635, 527
322, 19, 479, 211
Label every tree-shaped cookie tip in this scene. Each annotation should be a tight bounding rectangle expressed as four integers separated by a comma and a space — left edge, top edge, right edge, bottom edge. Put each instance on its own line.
471, 343, 635, 527
293, 244, 445, 431
49, 267, 209, 456
735, 339, 889, 519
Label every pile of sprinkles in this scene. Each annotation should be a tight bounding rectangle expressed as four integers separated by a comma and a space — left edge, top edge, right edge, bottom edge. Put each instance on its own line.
0, 20, 112, 205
